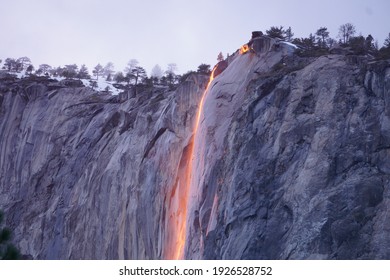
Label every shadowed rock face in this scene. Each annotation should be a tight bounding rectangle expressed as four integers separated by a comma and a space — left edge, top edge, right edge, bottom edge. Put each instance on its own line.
0, 48, 390, 259
0, 74, 208, 259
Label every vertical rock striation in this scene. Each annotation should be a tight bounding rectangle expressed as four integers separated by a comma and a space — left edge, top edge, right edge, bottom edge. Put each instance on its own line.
184, 41, 390, 259
0, 75, 208, 259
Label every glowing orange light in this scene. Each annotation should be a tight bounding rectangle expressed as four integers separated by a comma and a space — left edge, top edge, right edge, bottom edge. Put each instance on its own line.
239, 44, 250, 54
165, 66, 217, 260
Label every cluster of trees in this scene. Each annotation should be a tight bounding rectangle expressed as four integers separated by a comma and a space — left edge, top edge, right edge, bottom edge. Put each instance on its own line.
111, 61, 182, 89
265, 24, 390, 58
1, 57, 34, 74
2, 25, 388, 91
0, 54, 228, 91
178, 52, 225, 84
0, 57, 187, 90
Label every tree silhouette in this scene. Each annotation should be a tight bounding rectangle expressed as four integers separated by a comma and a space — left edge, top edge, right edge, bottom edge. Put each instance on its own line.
89, 80, 98, 89
114, 72, 125, 83
166, 63, 177, 75
315, 27, 330, 48
197, 63, 211, 74
77, 64, 90, 79
124, 72, 134, 86
3, 58, 16, 72
103, 62, 115, 79
16, 57, 32, 72
93, 64, 104, 80
349, 36, 366, 54
338, 23, 356, 44
124, 59, 139, 75
151, 64, 163, 81
26, 65, 34, 75
365, 34, 375, 52
131, 66, 147, 86
266, 26, 285, 39
0, 210, 20, 260
217, 52, 224, 62
38, 64, 52, 75
384, 33, 390, 48
284, 26, 294, 42
63, 64, 78, 79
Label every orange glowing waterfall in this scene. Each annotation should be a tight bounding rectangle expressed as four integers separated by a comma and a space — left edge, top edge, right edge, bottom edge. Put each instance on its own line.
239, 44, 250, 54
165, 67, 216, 260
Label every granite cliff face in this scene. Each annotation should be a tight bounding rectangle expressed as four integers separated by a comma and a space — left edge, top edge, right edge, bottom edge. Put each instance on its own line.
0, 74, 208, 259
185, 44, 390, 260
1, 38, 390, 259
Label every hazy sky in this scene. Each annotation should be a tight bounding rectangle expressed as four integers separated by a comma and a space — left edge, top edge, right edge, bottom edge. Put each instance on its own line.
0, 0, 389, 75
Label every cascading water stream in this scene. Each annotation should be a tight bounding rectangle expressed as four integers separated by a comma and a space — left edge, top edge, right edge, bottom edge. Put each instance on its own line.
163, 45, 250, 260
164, 45, 249, 260
164, 67, 216, 260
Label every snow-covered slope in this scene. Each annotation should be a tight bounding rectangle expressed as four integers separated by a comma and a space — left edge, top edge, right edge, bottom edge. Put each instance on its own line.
2, 70, 122, 95
80, 78, 121, 95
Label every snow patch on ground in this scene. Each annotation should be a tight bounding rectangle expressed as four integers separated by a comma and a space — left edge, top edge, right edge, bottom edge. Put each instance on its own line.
81, 79, 121, 95
15, 72, 26, 79
97, 79, 121, 95
280, 41, 298, 48
3, 70, 122, 95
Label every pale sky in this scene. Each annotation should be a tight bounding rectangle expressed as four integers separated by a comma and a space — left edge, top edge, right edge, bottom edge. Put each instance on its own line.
0, 0, 389, 75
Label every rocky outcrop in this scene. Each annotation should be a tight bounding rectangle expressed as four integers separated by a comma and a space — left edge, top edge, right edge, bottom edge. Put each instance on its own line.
0, 42, 390, 260
0, 74, 208, 259
184, 50, 390, 259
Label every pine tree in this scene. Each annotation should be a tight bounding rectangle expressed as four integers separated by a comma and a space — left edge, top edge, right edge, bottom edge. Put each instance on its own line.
197, 63, 211, 74
384, 33, 390, 48
124, 72, 134, 86
377, 33, 390, 58
165, 73, 176, 88
217, 52, 224, 62
164, 63, 178, 88
93, 64, 104, 80
159, 76, 167, 86
3, 58, 16, 72
315, 27, 330, 48
266, 26, 285, 39
26, 65, 34, 75
77, 64, 90, 79
349, 36, 366, 54
114, 72, 125, 83
16, 57, 32, 72
284, 26, 294, 42
131, 66, 147, 86
63, 64, 78, 79
143, 77, 154, 87
365, 34, 375, 52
